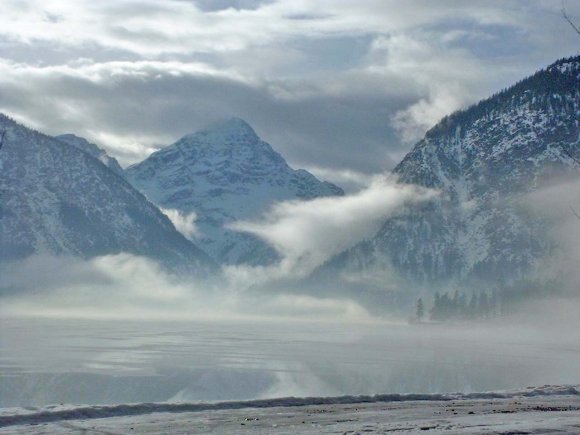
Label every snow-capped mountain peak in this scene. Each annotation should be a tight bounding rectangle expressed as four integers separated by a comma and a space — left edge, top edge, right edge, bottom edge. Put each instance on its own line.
192, 117, 259, 142
126, 118, 343, 265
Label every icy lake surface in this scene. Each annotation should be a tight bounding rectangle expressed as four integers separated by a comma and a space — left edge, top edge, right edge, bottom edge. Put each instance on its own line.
1, 317, 579, 407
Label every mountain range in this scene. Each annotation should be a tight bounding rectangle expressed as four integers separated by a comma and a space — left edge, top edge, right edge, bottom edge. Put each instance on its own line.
1, 55, 578, 305
0, 114, 215, 277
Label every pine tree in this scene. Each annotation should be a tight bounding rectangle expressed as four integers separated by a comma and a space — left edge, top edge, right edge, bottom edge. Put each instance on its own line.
440, 293, 451, 319
468, 293, 478, 319
430, 292, 441, 321
452, 290, 460, 319
0, 128, 6, 151
458, 292, 467, 319
416, 298, 424, 321
479, 292, 490, 319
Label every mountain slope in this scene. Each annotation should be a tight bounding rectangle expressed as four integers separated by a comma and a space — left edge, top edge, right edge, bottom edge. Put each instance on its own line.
316, 56, 580, 292
0, 114, 215, 275
56, 134, 124, 176
125, 118, 343, 265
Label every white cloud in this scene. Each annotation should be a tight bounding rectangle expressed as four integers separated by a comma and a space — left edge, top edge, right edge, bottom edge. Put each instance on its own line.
229, 176, 436, 278
303, 166, 376, 193
0, 58, 244, 84
392, 85, 468, 144
161, 208, 200, 240
366, 33, 484, 144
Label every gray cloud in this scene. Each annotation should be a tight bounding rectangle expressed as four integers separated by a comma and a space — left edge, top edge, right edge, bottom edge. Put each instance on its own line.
191, 0, 276, 12
0, 253, 371, 322
0, 0, 578, 175
0, 58, 415, 170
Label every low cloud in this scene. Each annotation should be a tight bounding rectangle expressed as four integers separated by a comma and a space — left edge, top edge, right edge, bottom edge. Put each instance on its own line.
304, 166, 376, 193
367, 32, 485, 144
161, 208, 200, 240
229, 176, 436, 278
0, 253, 371, 322
0, 254, 209, 320
392, 86, 468, 144
525, 177, 580, 294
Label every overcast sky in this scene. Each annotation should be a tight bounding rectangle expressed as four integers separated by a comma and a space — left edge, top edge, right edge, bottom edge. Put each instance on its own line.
0, 0, 579, 184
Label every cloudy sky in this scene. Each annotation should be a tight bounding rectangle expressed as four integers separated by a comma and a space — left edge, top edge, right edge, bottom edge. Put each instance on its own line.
0, 0, 579, 183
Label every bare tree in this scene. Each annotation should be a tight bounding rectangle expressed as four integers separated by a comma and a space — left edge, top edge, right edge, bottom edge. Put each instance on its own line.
562, 7, 580, 36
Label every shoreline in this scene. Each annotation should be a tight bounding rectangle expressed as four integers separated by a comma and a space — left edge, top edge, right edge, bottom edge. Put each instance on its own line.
2, 385, 579, 434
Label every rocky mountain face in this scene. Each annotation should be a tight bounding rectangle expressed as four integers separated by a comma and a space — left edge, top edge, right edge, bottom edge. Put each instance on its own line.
125, 118, 343, 265
56, 134, 124, 177
0, 114, 215, 275
316, 56, 580, 293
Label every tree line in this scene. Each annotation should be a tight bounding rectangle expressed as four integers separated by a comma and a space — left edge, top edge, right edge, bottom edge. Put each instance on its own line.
414, 279, 560, 323
415, 290, 499, 322
415, 289, 504, 323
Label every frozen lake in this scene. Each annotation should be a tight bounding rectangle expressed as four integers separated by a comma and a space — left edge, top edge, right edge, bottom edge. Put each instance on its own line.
1, 317, 580, 407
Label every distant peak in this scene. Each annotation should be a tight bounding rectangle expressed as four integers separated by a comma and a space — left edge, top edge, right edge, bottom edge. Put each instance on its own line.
199, 117, 258, 137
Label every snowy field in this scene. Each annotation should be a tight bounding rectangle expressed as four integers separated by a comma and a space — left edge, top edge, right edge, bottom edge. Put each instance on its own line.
0, 385, 579, 433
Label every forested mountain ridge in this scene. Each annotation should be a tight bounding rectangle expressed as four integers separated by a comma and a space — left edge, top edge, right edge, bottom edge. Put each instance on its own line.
315, 55, 580, 292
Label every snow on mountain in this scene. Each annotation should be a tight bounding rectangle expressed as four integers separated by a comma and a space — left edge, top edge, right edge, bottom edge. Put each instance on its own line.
125, 118, 344, 265
315, 56, 580, 292
0, 114, 215, 275
55, 134, 124, 176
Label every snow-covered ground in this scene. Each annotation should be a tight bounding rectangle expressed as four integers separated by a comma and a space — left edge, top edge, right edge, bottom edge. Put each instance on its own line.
1, 385, 579, 434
